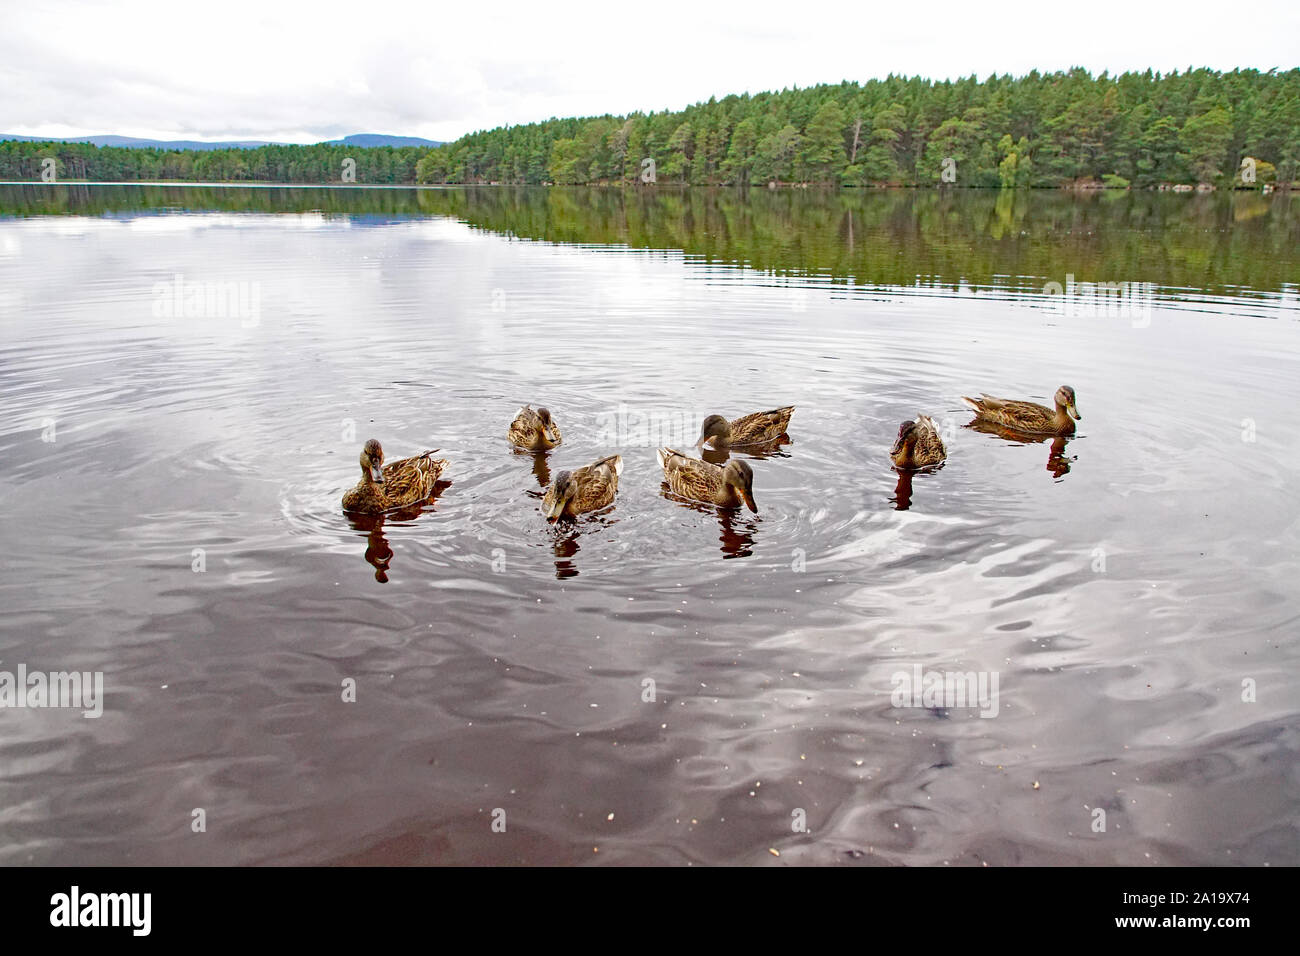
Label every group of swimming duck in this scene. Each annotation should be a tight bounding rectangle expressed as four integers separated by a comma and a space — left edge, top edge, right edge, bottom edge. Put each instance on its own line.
340, 385, 1082, 518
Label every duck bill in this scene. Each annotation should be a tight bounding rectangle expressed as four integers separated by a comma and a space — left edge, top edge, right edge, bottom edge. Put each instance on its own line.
545, 498, 567, 522
740, 488, 758, 513
370, 465, 385, 484
1068, 403, 1081, 421
889, 435, 907, 457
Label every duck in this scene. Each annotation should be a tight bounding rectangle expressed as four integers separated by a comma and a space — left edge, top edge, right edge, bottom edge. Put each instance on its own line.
657, 447, 757, 512
542, 454, 622, 522
890, 415, 947, 469
961, 386, 1080, 436
341, 439, 449, 514
695, 406, 794, 450
508, 405, 562, 450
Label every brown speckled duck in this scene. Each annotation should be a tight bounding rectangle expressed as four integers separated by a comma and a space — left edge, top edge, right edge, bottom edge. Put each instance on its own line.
341, 439, 448, 514
542, 454, 622, 522
695, 406, 794, 450
890, 415, 947, 469
962, 386, 1080, 436
657, 447, 757, 512
508, 405, 562, 450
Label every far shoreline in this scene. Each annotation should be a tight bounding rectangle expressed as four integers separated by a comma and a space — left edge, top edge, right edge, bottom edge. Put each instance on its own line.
0, 180, 1290, 192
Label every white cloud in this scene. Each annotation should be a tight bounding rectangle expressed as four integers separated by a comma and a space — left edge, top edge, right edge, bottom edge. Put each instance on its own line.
2, 0, 1297, 143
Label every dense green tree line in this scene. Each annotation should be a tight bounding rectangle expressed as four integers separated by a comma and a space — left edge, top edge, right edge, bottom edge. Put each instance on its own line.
415, 68, 1299, 187
2, 69, 1296, 189
0, 140, 425, 184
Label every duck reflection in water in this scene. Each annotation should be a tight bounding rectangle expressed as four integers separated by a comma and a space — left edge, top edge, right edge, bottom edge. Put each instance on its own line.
533, 452, 552, 487
698, 434, 791, 467
891, 463, 951, 511
344, 482, 449, 583
544, 512, 621, 579
1046, 436, 1073, 478
659, 493, 759, 558
512, 448, 552, 488
549, 523, 581, 580
716, 507, 758, 558
965, 420, 1078, 478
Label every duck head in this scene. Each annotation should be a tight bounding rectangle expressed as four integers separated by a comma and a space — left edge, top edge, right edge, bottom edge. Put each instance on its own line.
723, 459, 757, 512
890, 420, 917, 458
360, 439, 385, 484
537, 406, 560, 444
696, 414, 731, 450
1055, 386, 1081, 420
546, 470, 575, 522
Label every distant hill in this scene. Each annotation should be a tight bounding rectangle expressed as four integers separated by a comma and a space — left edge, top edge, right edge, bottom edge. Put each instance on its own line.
0, 133, 442, 151
328, 134, 442, 148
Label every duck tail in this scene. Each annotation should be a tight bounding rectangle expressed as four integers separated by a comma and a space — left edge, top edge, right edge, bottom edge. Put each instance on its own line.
960, 396, 983, 413
592, 453, 624, 476
656, 447, 680, 469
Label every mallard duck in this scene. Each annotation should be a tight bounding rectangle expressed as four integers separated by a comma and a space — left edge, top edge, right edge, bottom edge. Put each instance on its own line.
696, 406, 794, 450
890, 415, 947, 469
542, 454, 622, 522
508, 405, 562, 450
657, 447, 757, 512
961, 386, 1080, 436
341, 439, 449, 514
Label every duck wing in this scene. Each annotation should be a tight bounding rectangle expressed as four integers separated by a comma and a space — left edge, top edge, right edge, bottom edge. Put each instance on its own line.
961, 394, 1052, 430
572, 454, 622, 510
729, 405, 795, 445
382, 450, 447, 505
508, 405, 543, 447
913, 415, 947, 464
657, 447, 722, 503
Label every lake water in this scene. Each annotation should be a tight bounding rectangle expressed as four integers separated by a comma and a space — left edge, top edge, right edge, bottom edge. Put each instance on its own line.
1, 183, 1297, 865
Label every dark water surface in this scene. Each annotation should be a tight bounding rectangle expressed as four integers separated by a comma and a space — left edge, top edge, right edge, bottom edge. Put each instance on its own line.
1, 184, 1297, 865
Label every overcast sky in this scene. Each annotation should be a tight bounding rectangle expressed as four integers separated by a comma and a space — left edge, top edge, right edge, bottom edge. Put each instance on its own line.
3, 0, 1297, 144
